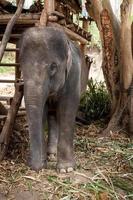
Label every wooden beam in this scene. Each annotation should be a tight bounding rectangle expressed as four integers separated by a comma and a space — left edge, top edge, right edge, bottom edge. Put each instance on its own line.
0, 115, 7, 120
4, 48, 19, 52
0, 80, 15, 83
0, 34, 21, 39
48, 22, 88, 44
0, 96, 13, 105
48, 15, 58, 22
64, 27, 88, 44
0, 14, 40, 24
0, 63, 19, 67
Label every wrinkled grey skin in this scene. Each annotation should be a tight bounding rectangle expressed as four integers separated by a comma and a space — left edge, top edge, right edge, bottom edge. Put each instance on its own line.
19, 27, 82, 172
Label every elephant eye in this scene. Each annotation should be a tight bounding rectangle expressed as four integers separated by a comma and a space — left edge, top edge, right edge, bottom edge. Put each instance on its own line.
51, 62, 57, 70
49, 62, 58, 76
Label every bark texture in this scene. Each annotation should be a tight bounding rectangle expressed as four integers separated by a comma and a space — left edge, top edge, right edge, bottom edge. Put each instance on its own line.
87, 0, 133, 134
121, 0, 133, 89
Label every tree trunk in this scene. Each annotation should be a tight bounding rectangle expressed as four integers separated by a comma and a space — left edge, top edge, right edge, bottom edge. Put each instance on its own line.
87, 0, 133, 135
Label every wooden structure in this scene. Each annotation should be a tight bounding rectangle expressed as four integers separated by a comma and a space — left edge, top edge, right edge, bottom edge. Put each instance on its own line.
0, 0, 92, 159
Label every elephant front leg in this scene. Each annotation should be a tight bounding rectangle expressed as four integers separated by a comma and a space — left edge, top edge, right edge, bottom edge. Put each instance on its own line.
57, 94, 79, 173
47, 110, 58, 161
25, 86, 47, 171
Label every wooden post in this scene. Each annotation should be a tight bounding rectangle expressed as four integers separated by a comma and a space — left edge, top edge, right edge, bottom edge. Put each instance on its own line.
15, 1, 21, 80
45, 0, 55, 15
80, 19, 89, 54
0, 82, 23, 161
15, 43, 21, 80
16, 0, 20, 5
39, 0, 55, 26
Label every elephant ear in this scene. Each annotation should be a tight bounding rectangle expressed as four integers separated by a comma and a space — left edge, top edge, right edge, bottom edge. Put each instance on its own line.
66, 41, 72, 78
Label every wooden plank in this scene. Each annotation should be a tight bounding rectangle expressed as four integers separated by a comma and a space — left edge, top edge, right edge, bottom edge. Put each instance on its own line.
0, 63, 19, 67
0, 96, 13, 101
0, 115, 7, 120
0, 80, 15, 83
5, 48, 19, 52
0, 96, 13, 104
0, 34, 21, 38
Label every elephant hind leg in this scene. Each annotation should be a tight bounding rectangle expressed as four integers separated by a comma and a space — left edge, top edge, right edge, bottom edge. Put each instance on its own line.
57, 92, 80, 173
47, 109, 58, 162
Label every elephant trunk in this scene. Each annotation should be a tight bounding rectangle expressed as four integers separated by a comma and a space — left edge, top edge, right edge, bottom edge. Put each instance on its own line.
24, 80, 49, 170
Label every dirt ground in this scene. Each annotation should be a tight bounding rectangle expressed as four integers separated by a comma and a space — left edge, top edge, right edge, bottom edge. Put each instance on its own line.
0, 66, 133, 200
0, 111, 132, 200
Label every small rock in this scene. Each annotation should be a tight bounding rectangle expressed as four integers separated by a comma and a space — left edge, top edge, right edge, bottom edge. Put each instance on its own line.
14, 190, 40, 200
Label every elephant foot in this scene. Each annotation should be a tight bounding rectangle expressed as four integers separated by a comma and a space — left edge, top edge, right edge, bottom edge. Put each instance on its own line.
47, 145, 57, 162
57, 161, 75, 173
47, 153, 57, 162
57, 167, 74, 173
27, 158, 47, 171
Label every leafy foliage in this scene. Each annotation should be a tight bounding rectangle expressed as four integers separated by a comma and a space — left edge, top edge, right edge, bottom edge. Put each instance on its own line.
80, 79, 111, 121
89, 22, 101, 49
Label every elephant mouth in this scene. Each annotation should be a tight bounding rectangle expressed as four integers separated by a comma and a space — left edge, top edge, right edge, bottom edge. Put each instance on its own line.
49, 91, 57, 97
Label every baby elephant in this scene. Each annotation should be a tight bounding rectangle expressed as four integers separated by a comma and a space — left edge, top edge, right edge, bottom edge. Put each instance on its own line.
19, 26, 82, 172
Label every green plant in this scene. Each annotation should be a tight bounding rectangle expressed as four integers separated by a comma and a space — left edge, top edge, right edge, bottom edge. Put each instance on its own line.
89, 22, 101, 49
80, 79, 111, 121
